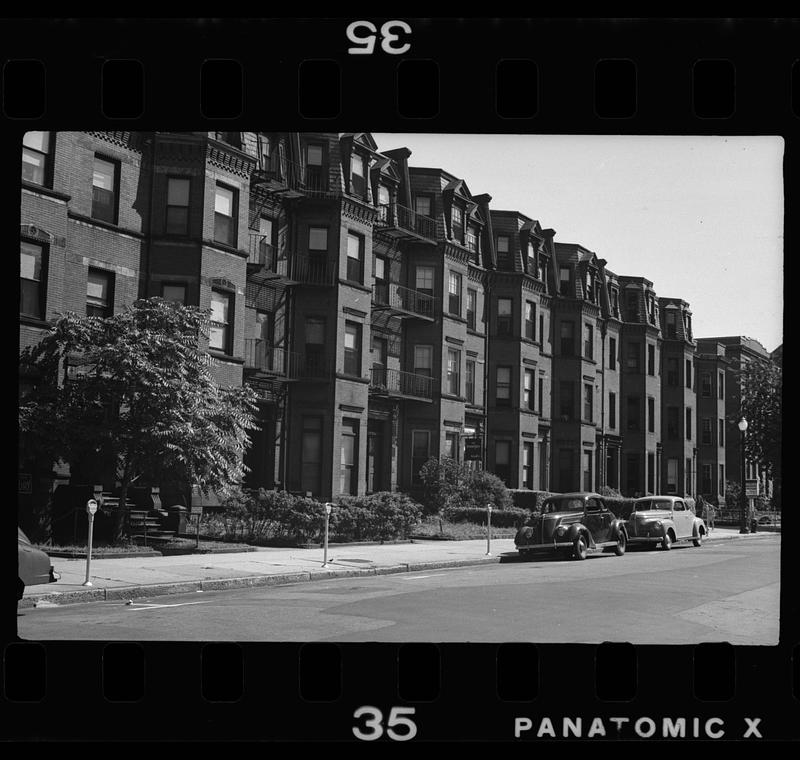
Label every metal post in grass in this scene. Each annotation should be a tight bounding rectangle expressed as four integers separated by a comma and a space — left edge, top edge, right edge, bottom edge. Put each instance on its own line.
486, 504, 493, 556
83, 499, 98, 587
322, 502, 332, 568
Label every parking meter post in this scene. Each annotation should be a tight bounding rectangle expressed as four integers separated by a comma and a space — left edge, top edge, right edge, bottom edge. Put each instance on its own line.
486, 504, 493, 556
83, 499, 98, 587
196, 513, 200, 549
322, 502, 332, 568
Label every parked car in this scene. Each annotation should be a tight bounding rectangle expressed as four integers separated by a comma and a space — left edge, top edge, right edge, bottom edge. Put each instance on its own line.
17, 528, 57, 600
514, 492, 628, 560
625, 496, 706, 550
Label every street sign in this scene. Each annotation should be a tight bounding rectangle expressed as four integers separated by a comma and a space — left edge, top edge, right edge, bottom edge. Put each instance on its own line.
86, 499, 98, 515
745, 479, 759, 497
464, 437, 482, 461
190, 506, 203, 516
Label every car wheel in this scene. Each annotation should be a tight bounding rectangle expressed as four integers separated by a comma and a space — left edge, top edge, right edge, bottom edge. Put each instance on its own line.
614, 532, 627, 556
662, 531, 673, 551
573, 535, 588, 560
693, 529, 705, 547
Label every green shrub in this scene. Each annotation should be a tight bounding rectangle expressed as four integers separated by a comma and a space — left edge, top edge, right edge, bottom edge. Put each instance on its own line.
598, 485, 623, 498
441, 505, 531, 528
601, 497, 638, 520
509, 490, 557, 511
418, 457, 512, 514
335, 491, 423, 542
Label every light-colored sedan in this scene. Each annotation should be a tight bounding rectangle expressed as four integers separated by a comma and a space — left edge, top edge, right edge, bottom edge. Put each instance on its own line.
625, 496, 707, 550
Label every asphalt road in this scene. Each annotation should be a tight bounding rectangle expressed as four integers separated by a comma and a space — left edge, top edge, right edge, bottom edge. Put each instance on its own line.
18, 537, 780, 644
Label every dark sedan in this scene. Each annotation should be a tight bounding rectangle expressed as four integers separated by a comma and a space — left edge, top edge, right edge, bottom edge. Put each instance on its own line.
18, 528, 57, 600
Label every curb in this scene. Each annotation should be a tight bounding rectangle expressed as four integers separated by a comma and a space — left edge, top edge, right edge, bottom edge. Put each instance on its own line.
18, 532, 776, 610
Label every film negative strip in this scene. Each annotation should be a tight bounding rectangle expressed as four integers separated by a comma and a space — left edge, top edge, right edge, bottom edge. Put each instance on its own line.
3, 17, 796, 743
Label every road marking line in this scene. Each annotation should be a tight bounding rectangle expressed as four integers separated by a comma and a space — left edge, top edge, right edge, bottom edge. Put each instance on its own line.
128, 601, 209, 611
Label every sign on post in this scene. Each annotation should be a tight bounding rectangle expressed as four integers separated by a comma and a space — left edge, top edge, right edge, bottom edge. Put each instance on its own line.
464, 437, 482, 461
745, 479, 759, 497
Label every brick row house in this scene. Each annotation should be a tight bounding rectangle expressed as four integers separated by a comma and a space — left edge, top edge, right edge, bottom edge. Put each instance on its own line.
19, 130, 779, 512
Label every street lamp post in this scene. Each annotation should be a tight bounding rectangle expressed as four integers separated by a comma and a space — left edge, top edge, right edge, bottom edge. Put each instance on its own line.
738, 418, 749, 534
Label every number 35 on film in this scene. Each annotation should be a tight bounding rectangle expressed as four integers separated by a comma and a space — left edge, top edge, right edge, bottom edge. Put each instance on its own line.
346, 20, 412, 55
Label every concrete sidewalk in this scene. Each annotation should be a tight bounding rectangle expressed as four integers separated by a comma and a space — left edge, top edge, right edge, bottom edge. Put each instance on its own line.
19, 527, 778, 609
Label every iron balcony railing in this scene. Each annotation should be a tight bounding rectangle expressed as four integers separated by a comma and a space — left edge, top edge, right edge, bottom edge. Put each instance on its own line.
369, 367, 435, 400
248, 233, 280, 272
375, 203, 436, 240
247, 234, 334, 285
252, 154, 333, 196
372, 281, 436, 320
243, 340, 301, 378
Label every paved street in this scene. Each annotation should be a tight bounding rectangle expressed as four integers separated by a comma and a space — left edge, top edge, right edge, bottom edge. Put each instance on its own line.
18, 537, 779, 644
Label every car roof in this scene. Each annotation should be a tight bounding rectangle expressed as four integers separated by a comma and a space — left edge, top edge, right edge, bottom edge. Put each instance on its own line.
547, 492, 603, 499
634, 495, 682, 502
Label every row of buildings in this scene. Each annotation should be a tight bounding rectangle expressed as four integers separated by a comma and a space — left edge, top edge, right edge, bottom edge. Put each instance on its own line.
18, 130, 778, 509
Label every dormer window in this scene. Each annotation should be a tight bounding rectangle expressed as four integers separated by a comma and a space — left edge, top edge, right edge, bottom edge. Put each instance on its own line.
559, 266, 571, 294
666, 310, 677, 338
377, 184, 391, 222
612, 289, 620, 317
256, 133, 271, 170
451, 204, 464, 240
466, 224, 480, 253
538, 257, 547, 282
305, 144, 324, 189
527, 242, 536, 275
497, 235, 510, 269
586, 271, 594, 302
350, 153, 367, 198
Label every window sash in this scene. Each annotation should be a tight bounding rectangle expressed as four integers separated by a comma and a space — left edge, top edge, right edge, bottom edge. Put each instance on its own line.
209, 291, 231, 351
525, 303, 536, 340
496, 367, 511, 402
415, 266, 434, 294
20, 241, 45, 318
308, 227, 328, 251
414, 345, 433, 374
414, 196, 431, 217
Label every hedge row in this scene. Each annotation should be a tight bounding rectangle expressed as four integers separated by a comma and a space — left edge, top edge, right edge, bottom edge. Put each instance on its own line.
441, 505, 532, 528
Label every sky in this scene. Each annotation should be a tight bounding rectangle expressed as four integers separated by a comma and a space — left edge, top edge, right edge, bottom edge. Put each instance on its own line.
374, 134, 784, 353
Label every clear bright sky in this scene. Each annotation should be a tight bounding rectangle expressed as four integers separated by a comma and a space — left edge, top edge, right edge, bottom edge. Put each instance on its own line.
374, 134, 784, 353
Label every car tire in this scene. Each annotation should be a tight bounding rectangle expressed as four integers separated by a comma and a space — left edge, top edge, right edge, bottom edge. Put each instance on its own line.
614, 532, 627, 556
662, 531, 673, 551
573, 535, 588, 561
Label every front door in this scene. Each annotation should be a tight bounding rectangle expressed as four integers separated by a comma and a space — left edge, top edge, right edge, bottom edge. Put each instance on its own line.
672, 500, 693, 538
367, 421, 385, 493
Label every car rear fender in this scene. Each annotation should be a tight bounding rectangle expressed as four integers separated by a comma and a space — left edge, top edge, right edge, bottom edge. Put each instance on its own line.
610, 520, 628, 541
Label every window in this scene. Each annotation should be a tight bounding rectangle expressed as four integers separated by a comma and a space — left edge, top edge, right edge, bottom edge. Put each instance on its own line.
301, 417, 323, 496
609, 392, 616, 429
647, 344, 655, 375
447, 349, 461, 395
374, 256, 386, 282
560, 321, 575, 355
214, 183, 237, 247
444, 432, 459, 461
415, 265, 434, 297
494, 441, 511, 484
586, 271, 594, 302
666, 310, 678, 338
414, 195, 432, 217
685, 408, 692, 441
701, 372, 712, 397
701, 464, 713, 495
584, 384, 594, 423
448, 271, 462, 316
412, 431, 431, 485
718, 464, 725, 496
20, 240, 47, 319
522, 443, 535, 489
539, 314, 545, 348
377, 185, 390, 219
86, 268, 115, 318
22, 131, 51, 186
647, 397, 655, 433
305, 316, 326, 375
346, 232, 364, 283
308, 226, 328, 254
306, 144, 324, 189
414, 345, 433, 377
667, 357, 679, 386
466, 359, 476, 404
92, 155, 118, 224
496, 367, 512, 405
583, 451, 593, 492
701, 418, 712, 445
344, 322, 362, 376
686, 458, 692, 495
451, 204, 463, 237
497, 298, 512, 335
584, 323, 594, 359
647, 453, 655, 493
257, 132, 271, 170
686, 359, 692, 389
526, 242, 537, 276
308, 227, 328, 282
497, 235, 510, 268
609, 337, 617, 370
626, 342, 640, 370
340, 419, 360, 495
538, 378, 544, 417
161, 283, 186, 304
466, 225, 480, 253
166, 177, 190, 235
627, 397, 640, 430
560, 381, 575, 419
350, 153, 366, 198
467, 288, 477, 330
718, 371, 725, 400
209, 290, 232, 353
559, 266, 571, 294
719, 419, 725, 447
371, 335, 387, 386
525, 301, 536, 340
521, 370, 534, 411
667, 407, 679, 439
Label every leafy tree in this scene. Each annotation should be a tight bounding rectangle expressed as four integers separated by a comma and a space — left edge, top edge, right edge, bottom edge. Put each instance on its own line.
19, 298, 259, 541
736, 356, 782, 505
418, 457, 512, 514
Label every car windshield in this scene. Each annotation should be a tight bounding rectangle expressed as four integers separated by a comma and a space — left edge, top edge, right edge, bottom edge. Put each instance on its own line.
542, 498, 585, 514
634, 499, 673, 512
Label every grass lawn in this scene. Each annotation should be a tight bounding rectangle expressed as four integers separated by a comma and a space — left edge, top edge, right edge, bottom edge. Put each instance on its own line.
412, 516, 517, 540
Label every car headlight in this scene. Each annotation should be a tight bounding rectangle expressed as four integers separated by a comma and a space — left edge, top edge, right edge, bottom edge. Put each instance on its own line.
654, 521, 662, 529
555, 525, 567, 537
